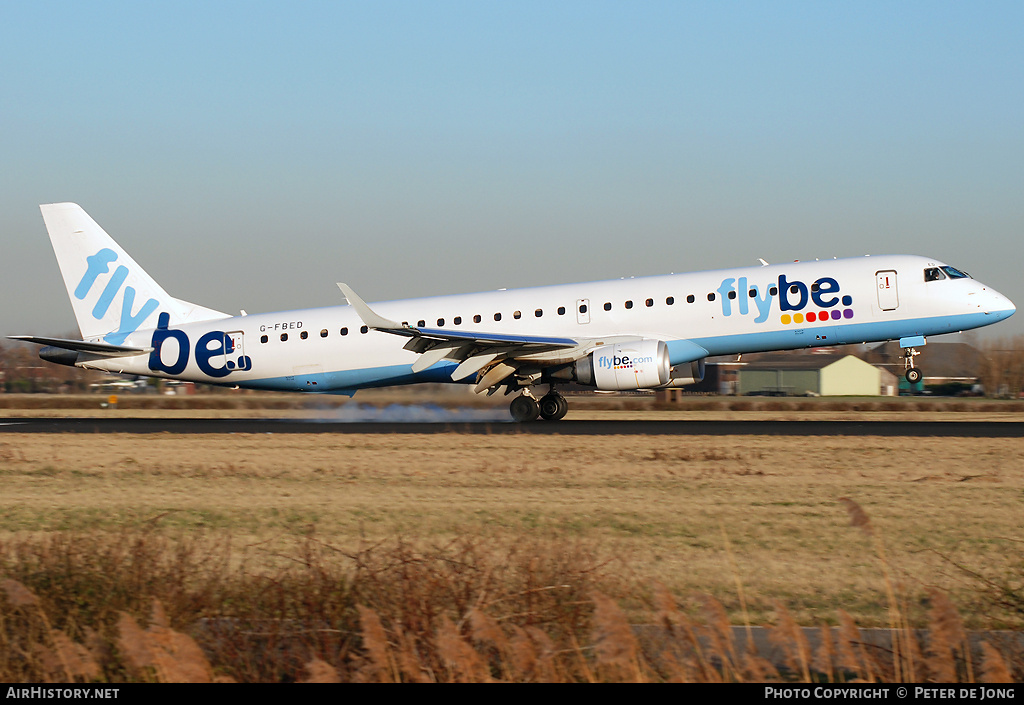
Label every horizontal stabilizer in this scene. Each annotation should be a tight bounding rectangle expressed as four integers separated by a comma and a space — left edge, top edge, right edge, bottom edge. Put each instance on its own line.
8, 335, 151, 358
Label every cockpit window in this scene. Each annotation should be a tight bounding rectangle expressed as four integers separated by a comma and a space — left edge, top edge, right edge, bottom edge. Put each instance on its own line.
941, 266, 970, 279
924, 267, 946, 282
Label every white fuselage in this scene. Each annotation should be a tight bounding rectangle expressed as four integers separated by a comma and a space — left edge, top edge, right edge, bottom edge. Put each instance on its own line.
88, 254, 1015, 394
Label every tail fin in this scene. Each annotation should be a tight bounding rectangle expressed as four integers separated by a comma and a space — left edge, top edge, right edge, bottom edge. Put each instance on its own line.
40, 203, 229, 344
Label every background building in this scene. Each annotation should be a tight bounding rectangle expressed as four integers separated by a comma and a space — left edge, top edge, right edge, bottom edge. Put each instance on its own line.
864, 341, 983, 395
735, 352, 887, 397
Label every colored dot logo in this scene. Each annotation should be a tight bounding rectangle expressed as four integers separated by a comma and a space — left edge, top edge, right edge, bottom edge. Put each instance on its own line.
781, 307, 854, 324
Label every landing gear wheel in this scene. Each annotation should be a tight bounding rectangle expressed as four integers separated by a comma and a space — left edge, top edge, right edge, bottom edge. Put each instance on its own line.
902, 345, 923, 387
510, 395, 540, 423
539, 393, 569, 421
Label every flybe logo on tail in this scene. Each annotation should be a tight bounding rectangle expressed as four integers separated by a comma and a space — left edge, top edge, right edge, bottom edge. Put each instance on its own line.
76, 248, 160, 345
716, 274, 855, 325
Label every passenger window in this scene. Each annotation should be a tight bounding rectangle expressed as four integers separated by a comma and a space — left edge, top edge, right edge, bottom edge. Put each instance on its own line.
707, 293, 716, 302
454, 317, 462, 325
769, 287, 778, 296
790, 285, 800, 294
320, 329, 328, 338
418, 320, 426, 328
579, 304, 588, 313
535, 309, 543, 317
604, 302, 612, 311
686, 295, 694, 304
625, 300, 633, 309
666, 296, 675, 305
727, 291, 736, 300
280, 333, 288, 342
300, 331, 309, 340
749, 289, 757, 297
341, 327, 348, 336
646, 298, 654, 307
558, 306, 566, 315
513, 310, 521, 319
474, 314, 481, 323
261, 335, 269, 344
494, 313, 502, 321
360, 326, 368, 334
437, 318, 444, 326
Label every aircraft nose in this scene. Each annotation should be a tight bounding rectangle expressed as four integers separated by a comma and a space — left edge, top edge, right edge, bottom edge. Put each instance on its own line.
984, 286, 1015, 320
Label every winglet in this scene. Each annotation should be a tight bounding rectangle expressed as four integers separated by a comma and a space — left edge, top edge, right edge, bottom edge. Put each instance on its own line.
337, 283, 404, 330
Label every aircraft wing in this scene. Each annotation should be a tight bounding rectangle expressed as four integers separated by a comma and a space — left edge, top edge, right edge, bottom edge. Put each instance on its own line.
338, 283, 588, 390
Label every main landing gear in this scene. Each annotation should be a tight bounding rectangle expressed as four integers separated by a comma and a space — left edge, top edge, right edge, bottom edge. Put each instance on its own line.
509, 388, 568, 422
538, 390, 569, 421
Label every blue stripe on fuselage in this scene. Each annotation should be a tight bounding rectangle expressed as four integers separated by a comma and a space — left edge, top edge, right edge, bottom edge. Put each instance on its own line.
688, 309, 1014, 361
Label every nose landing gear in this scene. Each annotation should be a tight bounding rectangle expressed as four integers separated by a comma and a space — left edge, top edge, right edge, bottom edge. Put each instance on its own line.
902, 346, 923, 384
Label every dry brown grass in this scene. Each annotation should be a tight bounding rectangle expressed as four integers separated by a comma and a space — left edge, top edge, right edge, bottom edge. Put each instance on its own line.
1, 431, 1021, 628
0, 532, 622, 682
2, 531, 1019, 682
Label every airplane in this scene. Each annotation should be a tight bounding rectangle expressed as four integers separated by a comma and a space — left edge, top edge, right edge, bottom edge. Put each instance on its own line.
10, 203, 1016, 421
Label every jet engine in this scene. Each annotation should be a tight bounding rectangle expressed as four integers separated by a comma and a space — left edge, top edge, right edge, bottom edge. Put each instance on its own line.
568, 339, 671, 390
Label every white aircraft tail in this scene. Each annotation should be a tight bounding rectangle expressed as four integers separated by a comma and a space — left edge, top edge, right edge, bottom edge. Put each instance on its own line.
40, 203, 229, 344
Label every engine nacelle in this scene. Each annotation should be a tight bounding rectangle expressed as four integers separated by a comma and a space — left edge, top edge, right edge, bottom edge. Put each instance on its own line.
657, 358, 706, 388
573, 340, 671, 390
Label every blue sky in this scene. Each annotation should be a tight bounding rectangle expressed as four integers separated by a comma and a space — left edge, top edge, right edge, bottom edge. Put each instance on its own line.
2, 1, 1022, 340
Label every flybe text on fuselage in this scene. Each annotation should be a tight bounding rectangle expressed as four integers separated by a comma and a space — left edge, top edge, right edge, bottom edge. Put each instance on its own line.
148, 313, 252, 378
715, 274, 855, 325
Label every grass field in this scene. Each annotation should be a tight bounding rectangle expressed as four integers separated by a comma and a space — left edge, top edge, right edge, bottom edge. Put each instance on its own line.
1, 398, 1022, 681
2, 425, 1021, 627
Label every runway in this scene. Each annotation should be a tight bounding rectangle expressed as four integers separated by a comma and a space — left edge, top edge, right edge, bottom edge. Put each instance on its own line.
1, 417, 1023, 436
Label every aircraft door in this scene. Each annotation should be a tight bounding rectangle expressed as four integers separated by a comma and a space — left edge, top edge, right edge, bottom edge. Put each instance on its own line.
876, 271, 899, 311
576, 299, 590, 324
221, 331, 251, 371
